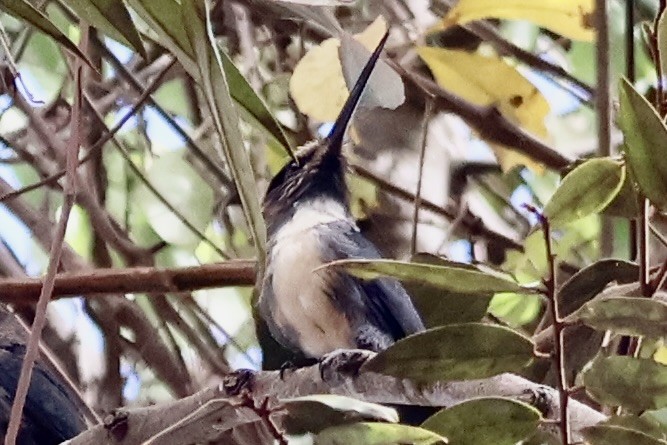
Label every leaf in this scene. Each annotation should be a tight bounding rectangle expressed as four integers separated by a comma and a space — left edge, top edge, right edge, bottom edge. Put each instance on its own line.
422, 398, 541, 445
488, 292, 541, 327
543, 157, 625, 226
182, 0, 266, 264
282, 395, 398, 435
126, 0, 194, 64
618, 79, 667, 209
315, 422, 446, 445
600, 415, 667, 441
582, 425, 667, 445
274, 0, 356, 5
441, 0, 595, 41
290, 16, 404, 122
416, 46, 550, 172
405, 254, 491, 327
135, 151, 213, 247
1, 0, 91, 66
219, 50, 293, 155
658, 10, 667, 86
557, 259, 638, 316
575, 297, 667, 338
602, 159, 640, 218
327, 258, 525, 295
489, 144, 545, 174
127, 0, 292, 156
62, 0, 145, 57
339, 33, 404, 111
363, 323, 535, 382
583, 355, 667, 412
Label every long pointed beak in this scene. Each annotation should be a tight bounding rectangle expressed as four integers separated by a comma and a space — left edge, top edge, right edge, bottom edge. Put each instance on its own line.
325, 30, 390, 156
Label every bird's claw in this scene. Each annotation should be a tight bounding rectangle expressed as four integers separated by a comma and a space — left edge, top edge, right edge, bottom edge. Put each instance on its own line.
279, 360, 297, 380
318, 349, 374, 384
222, 368, 256, 396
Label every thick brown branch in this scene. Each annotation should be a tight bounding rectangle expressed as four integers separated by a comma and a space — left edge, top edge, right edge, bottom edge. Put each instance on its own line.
0, 261, 256, 305
67, 359, 605, 445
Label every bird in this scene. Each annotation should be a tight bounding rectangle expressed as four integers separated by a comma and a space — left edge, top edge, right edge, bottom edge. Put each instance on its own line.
257, 31, 425, 366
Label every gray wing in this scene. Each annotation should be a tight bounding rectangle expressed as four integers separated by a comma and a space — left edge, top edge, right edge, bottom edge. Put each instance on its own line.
319, 221, 425, 341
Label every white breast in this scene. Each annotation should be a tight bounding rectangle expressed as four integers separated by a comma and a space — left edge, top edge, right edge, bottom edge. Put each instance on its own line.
270, 199, 355, 357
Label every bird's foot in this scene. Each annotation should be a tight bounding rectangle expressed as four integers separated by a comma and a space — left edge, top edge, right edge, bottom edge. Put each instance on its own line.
318, 349, 374, 384
278, 358, 317, 380
222, 368, 256, 396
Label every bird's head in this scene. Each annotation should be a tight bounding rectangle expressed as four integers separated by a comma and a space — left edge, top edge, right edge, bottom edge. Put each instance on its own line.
263, 31, 390, 235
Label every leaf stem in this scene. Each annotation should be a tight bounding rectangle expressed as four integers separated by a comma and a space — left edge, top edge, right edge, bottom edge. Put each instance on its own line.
524, 204, 570, 445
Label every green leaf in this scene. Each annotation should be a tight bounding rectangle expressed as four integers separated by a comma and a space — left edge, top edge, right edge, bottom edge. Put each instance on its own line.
125, 0, 194, 64
600, 415, 667, 441
488, 292, 541, 327
153, 79, 191, 118
618, 79, 667, 209
134, 151, 214, 247
180, 0, 266, 265
406, 254, 491, 327
575, 297, 667, 338
422, 398, 541, 445
328, 259, 525, 295
282, 395, 398, 435
363, 323, 535, 382
543, 157, 625, 225
315, 422, 446, 445
583, 355, 667, 412
1, 0, 91, 66
582, 425, 667, 445
658, 10, 667, 91
557, 259, 638, 317
61, 0, 145, 57
602, 159, 640, 218
220, 50, 294, 156
127, 0, 292, 157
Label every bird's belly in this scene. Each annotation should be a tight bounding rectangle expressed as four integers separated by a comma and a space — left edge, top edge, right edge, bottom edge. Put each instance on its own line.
270, 230, 354, 357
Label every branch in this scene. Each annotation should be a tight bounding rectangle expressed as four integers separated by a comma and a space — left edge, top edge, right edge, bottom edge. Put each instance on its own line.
0, 260, 256, 305
392, 63, 573, 171
352, 164, 523, 251
66, 358, 606, 445
4, 26, 86, 445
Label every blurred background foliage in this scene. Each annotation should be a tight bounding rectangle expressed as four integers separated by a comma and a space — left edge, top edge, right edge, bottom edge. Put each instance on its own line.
0, 0, 660, 419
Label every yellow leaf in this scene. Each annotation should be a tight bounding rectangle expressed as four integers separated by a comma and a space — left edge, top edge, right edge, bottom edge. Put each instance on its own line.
289, 16, 387, 121
655, 346, 667, 365
417, 47, 550, 172
441, 0, 595, 42
490, 144, 545, 173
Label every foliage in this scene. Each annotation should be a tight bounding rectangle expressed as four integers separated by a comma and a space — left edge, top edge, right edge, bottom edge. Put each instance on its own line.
0, 0, 666, 443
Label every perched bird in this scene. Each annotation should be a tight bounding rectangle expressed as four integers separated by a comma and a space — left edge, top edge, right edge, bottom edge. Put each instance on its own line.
258, 31, 425, 363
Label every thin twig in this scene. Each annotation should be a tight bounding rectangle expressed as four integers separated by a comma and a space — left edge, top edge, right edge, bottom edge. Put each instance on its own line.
237, 393, 287, 445
352, 163, 523, 251
410, 97, 434, 255
650, 222, 667, 249
0, 58, 176, 203
93, 37, 234, 191
524, 204, 570, 445
4, 27, 88, 445
596, 0, 614, 258
390, 60, 573, 170
83, 94, 230, 260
